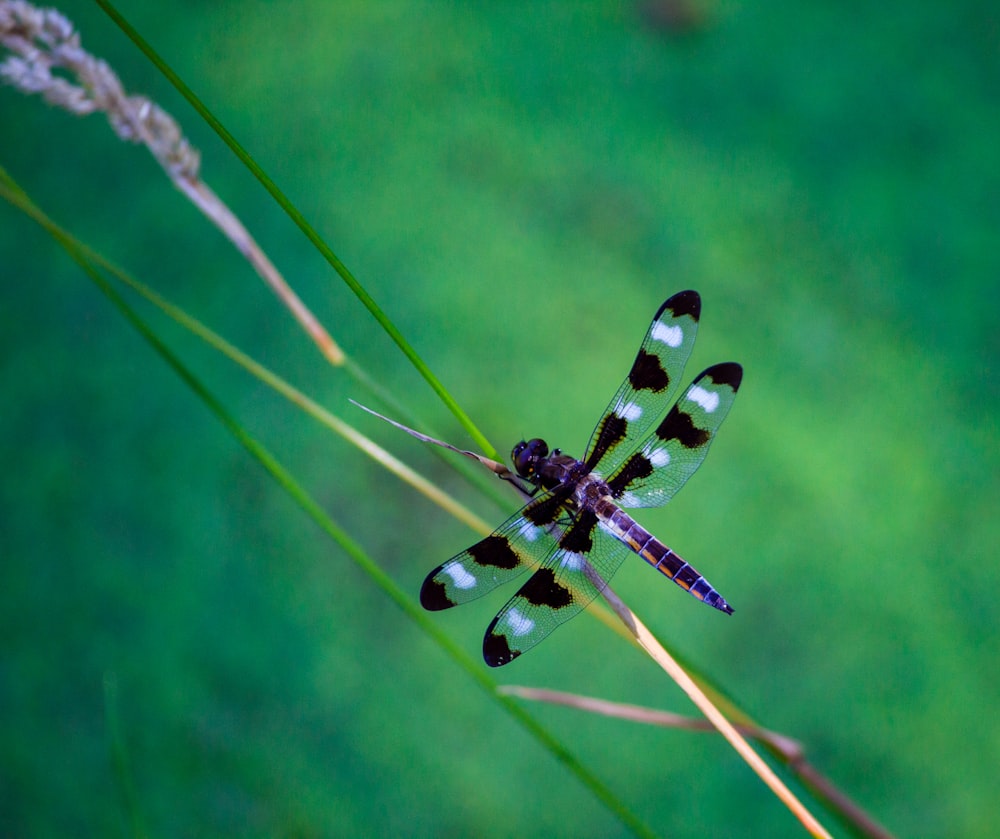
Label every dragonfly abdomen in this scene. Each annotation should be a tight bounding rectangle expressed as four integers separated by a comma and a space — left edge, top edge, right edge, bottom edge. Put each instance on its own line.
597, 501, 733, 615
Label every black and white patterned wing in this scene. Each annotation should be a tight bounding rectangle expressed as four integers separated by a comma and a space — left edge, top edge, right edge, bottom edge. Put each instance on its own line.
482, 509, 637, 666
420, 487, 574, 611
605, 362, 743, 509
584, 290, 701, 479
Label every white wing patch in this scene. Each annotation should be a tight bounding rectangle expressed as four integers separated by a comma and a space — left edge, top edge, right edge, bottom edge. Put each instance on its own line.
444, 564, 477, 590
643, 444, 670, 467
515, 518, 541, 542
506, 607, 535, 636
651, 321, 683, 348
616, 400, 643, 421
618, 491, 642, 508
559, 551, 585, 571
687, 384, 719, 413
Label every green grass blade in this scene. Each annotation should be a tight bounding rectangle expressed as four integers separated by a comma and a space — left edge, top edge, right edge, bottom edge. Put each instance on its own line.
0, 167, 659, 839
92, 0, 501, 464
103, 673, 149, 839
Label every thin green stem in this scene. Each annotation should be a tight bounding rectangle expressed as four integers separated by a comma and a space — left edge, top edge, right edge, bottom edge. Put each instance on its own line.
103, 673, 149, 839
92, 0, 502, 465
0, 165, 659, 839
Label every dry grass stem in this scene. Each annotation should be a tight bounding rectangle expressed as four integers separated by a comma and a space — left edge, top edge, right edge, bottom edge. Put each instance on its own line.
578, 584, 834, 838
350, 401, 523, 485
500, 686, 897, 839
0, 0, 343, 365
499, 686, 803, 754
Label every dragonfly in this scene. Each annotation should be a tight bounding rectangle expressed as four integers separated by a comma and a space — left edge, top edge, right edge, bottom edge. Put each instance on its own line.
420, 290, 742, 666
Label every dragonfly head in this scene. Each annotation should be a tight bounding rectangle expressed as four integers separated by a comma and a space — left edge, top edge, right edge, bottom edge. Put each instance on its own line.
511, 438, 549, 482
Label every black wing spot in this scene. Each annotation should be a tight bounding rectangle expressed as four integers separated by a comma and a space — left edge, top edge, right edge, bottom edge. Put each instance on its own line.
700, 361, 743, 390
586, 412, 628, 469
628, 348, 670, 392
660, 289, 701, 321
520, 567, 573, 609
468, 535, 520, 570
524, 488, 573, 526
420, 577, 455, 611
607, 453, 655, 497
656, 407, 711, 449
559, 510, 597, 554
483, 632, 518, 667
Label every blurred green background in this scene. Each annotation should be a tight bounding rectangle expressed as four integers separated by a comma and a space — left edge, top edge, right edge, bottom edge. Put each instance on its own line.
2, 2, 998, 837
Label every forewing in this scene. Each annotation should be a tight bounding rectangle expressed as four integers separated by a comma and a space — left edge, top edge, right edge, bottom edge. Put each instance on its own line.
420, 487, 572, 610
585, 290, 701, 478
606, 362, 742, 509
482, 510, 634, 666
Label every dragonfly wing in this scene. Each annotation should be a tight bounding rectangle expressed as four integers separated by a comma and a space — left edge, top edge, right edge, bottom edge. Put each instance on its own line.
585, 290, 702, 479
606, 362, 742, 508
483, 509, 635, 666
420, 487, 572, 610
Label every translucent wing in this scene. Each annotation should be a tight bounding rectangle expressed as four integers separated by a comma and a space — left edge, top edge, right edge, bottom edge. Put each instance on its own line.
606, 362, 742, 509
420, 487, 572, 610
420, 292, 742, 667
482, 510, 634, 666
585, 290, 701, 478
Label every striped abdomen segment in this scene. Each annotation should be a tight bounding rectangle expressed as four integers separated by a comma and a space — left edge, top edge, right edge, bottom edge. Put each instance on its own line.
595, 499, 733, 614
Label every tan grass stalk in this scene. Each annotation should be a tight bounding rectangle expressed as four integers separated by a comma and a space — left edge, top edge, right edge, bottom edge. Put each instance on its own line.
498, 686, 802, 752
590, 582, 834, 839
350, 401, 832, 835
0, 0, 343, 365
500, 686, 897, 839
